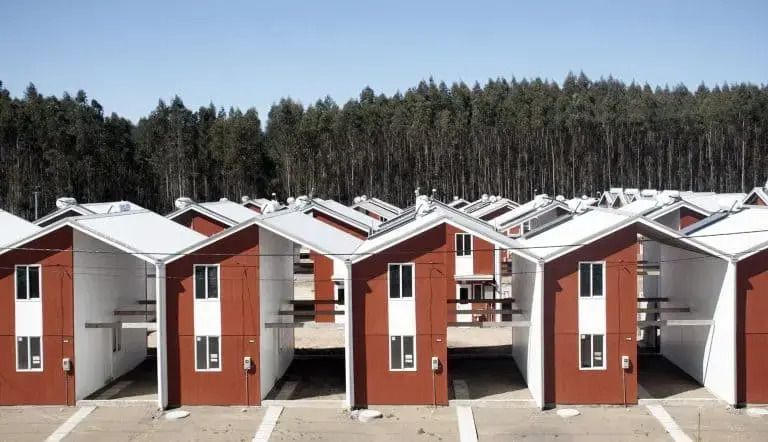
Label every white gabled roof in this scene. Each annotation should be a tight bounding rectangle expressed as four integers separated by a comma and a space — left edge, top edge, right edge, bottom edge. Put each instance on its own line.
743, 187, 768, 206
352, 199, 401, 219
34, 200, 143, 225
683, 193, 746, 213
351, 202, 539, 264
469, 198, 517, 219
311, 199, 381, 230
74, 210, 207, 261
198, 200, 259, 224
489, 197, 567, 229
618, 199, 661, 215
687, 207, 768, 258
0, 210, 42, 247
566, 196, 597, 211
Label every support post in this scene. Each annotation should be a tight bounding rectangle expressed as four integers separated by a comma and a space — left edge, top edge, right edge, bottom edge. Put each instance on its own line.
155, 262, 168, 409
343, 261, 355, 409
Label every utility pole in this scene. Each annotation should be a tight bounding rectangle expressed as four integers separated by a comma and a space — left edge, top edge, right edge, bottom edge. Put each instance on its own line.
33, 186, 40, 220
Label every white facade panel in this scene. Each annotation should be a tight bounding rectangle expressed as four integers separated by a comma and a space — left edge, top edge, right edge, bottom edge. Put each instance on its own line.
259, 227, 295, 399
578, 298, 607, 334
15, 301, 42, 337
193, 301, 221, 336
73, 230, 148, 400
509, 255, 544, 408
388, 299, 416, 335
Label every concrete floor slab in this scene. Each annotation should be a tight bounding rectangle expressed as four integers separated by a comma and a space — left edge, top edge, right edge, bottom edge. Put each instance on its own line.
265, 356, 346, 402
448, 357, 533, 403
665, 405, 768, 441
474, 406, 670, 441
80, 357, 157, 405
271, 406, 459, 441
638, 355, 720, 404
0, 407, 76, 442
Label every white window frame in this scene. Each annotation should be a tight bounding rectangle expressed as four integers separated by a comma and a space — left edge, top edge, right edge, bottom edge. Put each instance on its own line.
455, 233, 473, 257
193, 264, 220, 301
579, 333, 606, 370
15, 264, 42, 301
388, 263, 415, 300
194, 335, 222, 372
389, 334, 416, 371
16, 335, 43, 372
578, 261, 605, 298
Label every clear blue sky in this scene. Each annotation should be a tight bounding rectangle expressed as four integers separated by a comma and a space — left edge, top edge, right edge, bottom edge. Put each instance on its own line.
2, 0, 766, 123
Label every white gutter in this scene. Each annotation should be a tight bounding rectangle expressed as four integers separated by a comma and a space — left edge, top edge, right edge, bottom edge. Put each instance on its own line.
343, 260, 355, 409
154, 262, 168, 409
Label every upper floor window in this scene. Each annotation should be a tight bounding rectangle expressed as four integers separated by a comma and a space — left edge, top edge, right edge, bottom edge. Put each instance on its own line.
388, 263, 414, 299
455, 233, 472, 257
16, 265, 40, 300
579, 262, 604, 297
194, 265, 219, 300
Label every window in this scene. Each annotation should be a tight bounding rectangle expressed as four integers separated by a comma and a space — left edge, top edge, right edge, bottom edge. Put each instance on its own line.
473, 284, 483, 300
336, 286, 345, 306
579, 262, 604, 297
17, 336, 42, 371
195, 336, 221, 371
580, 334, 605, 369
194, 265, 219, 300
458, 286, 469, 304
15, 265, 40, 300
522, 220, 532, 234
455, 233, 472, 257
388, 264, 414, 299
390, 335, 415, 370
112, 328, 122, 353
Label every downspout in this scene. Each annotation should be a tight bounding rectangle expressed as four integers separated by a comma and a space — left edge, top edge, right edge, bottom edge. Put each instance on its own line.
155, 262, 168, 410
536, 259, 546, 410
343, 260, 355, 410
730, 256, 739, 407
494, 246, 501, 322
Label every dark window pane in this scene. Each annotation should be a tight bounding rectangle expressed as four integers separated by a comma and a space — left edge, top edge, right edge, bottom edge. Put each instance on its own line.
30, 337, 41, 369
464, 234, 472, 256
208, 336, 220, 369
16, 267, 27, 300
195, 267, 206, 299
579, 263, 591, 297
580, 334, 591, 368
455, 234, 464, 257
336, 288, 345, 306
28, 267, 40, 299
390, 336, 402, 369
196, 336, 207, 370
207, 266, 218, 299
473, 284, 482, 300
401, 265, 413, 298
403, 336, 415, 369
592, 263, 603, 297
17, 337, 28, 370
459, 287, 469, 303
389, 265, 400, 298
593, 335, 604, 368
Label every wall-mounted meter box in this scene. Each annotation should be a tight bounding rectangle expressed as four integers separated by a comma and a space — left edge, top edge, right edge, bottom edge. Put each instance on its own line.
243, 356, 253, 371
431, 356, 439, 372
62, 358, 72, 372
621, 355, 630, 369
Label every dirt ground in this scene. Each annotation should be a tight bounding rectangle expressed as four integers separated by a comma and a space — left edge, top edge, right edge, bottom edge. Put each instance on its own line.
294, 327, 512, 350
0, 407, 76, 442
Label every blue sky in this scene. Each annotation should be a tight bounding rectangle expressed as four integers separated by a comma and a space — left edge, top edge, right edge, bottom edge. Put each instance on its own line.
1, 0, 766, 123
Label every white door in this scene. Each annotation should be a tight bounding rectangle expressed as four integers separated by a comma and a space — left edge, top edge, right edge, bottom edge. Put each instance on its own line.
335, 284, 346, 324
456, 285, 472, 323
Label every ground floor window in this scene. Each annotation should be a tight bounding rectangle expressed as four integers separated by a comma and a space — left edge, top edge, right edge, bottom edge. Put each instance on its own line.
335, 285, 345, 306
390, 335, 415, 370
579, 334, 605, 369
17, 336, 42, 371
195, 336, 221, 371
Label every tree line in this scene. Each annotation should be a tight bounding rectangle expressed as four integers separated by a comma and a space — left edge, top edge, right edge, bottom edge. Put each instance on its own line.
1, 73, 767, 220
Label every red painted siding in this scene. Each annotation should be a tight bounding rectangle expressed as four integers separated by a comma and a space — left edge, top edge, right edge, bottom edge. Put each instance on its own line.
736, 248, 768, 404
544, 226, 638, 405
311, 210, 368, 240
445, 225, 497, 323
245, 204, 262, 213
312, 252, 335, 323
679, 207, 706, 230
172, 212, 229, 237
0, 228, 75, 405
165, 226, 260, 406
352, 224, 449, 406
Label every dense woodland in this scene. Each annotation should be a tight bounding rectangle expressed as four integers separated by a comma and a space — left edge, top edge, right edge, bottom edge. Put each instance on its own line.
1, 73, 767, 219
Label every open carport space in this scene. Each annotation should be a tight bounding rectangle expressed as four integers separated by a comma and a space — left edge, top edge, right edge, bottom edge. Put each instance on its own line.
271, 406, 459, 441
0, 407, 77, 442
264, 354, 346, 403
448, 355, 533, 403
638, 354, 720, 404
664, 405, 768, 441
82, 356, 158, 404
474, 406, 670, 441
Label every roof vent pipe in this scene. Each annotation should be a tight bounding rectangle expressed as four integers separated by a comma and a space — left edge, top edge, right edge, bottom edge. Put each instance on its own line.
241, 195, 250, 203
174, 197, 194, 210
219, 197, 229, 202
55, 197, 77, 209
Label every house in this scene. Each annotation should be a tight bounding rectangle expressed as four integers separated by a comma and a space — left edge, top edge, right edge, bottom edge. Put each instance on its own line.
34, 198, 143, 227
461, 194, 518, 217
741, 184, 768, 206
346, 197, 539, 406
597, 188, 631, 208
0, 209, 206, 406
514, 207, 725, 406
166, 197, 258, 236
490, 195, 572, 238
681, 206, 768, 405
350, 196, 402, 222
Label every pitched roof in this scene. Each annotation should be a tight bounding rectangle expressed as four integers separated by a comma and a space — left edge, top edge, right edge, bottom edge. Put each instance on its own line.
304, 199, 381, 232
469, 198, 518, 219
34, 200, 143, 225
684, 207, 768, 258
351, 199, 401, 219
682, 193, 746, 213
0, 210, 42, 247
198, 200, 259, 223
742, 187, 768, 206
489, 197, 569, 229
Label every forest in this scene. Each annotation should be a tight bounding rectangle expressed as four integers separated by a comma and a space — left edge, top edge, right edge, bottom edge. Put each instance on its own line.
1, 73, 767, 219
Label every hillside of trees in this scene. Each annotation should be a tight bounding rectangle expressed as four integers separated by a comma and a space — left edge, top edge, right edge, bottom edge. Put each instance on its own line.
1, 73, 767, 219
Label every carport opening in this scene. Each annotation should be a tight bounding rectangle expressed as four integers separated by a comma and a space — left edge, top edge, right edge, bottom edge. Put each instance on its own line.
262, 242, 346, 403
634, 231, 721, 402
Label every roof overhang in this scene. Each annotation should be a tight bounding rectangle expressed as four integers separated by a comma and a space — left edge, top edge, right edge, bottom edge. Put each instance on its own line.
649, 200, 711, 220
34, 206, 93, 226
302, 203, 373, 234
166, 204, 238, 228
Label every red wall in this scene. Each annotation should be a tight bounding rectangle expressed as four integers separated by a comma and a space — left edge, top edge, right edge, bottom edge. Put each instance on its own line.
173, 212, 229, 237
544, 226, 638, 405
165, 226, 260, 406
445, 224, 496, 322
679, 207, 706, 230
352, 224, 450, 406
0, 228, 75, 405
736, 248, 768, 404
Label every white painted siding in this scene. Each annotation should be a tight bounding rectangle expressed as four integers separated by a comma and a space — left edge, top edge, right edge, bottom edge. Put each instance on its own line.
258, 228, 295, 399
509, 255, 544, 407
72, 230, 148, 400
387, 264, 416, 336
15, 301, 42, 337
193, 301, 221, 337
658, 244, 735, 404
578, 298, 607, 334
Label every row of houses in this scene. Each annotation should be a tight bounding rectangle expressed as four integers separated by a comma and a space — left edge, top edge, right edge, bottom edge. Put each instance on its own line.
1, 185, 768, 409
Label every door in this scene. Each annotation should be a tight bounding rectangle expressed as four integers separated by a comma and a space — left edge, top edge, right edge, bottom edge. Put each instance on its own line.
456, 285, 472, 323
